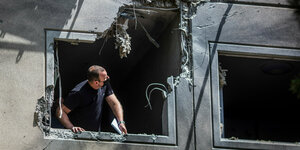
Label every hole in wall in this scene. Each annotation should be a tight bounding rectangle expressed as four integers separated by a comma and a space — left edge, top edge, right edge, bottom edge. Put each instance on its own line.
51, 9, 180, 135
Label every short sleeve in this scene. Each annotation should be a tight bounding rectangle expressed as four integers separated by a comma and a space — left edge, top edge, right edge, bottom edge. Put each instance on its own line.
63, 91, 81, 111
104, 82, 114, 98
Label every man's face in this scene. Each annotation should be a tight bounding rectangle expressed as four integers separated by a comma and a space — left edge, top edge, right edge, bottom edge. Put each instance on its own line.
96, 70, 109, 88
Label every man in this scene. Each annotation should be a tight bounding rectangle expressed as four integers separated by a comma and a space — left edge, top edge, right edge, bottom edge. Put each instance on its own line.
56, 65, 127, 134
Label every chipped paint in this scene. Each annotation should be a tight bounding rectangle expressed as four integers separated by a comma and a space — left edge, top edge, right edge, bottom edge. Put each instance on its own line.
219, 63, 228, 88
151, 134, 158, 142
133, 0, 179, 8
35, 96, 51, 134
174, 1, 205, 86
108, 133, 127, 142
115, 18, 132, 58
48, 129, 74, 139
99, 0, 181, 59
98, 18, 131, 58
35, 86, 54, 136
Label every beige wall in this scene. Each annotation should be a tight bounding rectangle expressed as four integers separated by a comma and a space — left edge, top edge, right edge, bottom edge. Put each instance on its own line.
0, 0, 130, 149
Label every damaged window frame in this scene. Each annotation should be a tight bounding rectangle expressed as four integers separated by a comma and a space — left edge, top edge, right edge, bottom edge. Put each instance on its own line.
210, 43, 300, 150
41, 29, 177, 145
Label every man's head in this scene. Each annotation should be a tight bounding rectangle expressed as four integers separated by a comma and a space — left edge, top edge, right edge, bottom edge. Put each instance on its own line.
87, 65, 109, 89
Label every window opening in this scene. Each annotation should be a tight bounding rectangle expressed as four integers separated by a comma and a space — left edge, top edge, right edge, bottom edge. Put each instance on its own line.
45, 7, 180, 145
219, 55, 300, 142
211, 44, 300, 149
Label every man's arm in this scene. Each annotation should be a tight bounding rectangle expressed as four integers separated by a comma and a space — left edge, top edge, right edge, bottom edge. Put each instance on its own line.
56, 104, 85, 133
105, 94, 127, 134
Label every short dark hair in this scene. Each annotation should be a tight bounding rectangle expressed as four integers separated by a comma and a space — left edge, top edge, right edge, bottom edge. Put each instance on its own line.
87, 65, 105, 81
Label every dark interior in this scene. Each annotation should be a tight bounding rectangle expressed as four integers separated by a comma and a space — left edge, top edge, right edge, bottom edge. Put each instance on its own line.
51, 8, 180, 135
220, 55, 300, 142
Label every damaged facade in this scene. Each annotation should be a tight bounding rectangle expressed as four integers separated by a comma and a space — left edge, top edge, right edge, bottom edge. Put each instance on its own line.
1, 0, 300, 150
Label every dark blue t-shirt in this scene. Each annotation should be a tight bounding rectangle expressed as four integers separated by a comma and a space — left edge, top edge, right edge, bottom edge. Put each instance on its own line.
63, 80, 114, 131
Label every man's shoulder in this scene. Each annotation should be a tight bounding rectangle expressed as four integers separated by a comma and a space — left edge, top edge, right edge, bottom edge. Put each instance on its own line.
71, 80, 88, 92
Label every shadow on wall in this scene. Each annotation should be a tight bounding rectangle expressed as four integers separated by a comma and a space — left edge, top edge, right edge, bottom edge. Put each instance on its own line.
0, 0, 84, 63
288, 0, 300, 27
184, 3, 233, 150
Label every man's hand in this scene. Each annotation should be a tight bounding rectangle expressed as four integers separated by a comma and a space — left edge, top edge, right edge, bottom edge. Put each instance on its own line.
119, 123, 127, 135
71, 127, 85, 133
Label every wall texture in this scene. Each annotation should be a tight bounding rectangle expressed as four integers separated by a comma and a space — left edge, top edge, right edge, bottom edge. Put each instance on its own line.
192, 1, 300, 150
0, 0, 299, 150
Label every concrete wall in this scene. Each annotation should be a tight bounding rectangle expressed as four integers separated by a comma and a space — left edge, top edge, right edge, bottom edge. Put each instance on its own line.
1, 0, 300, 150
192, 0, 300, 150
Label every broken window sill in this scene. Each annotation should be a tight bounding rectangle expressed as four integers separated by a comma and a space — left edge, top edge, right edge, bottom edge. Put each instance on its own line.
45, 128, 175, 145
